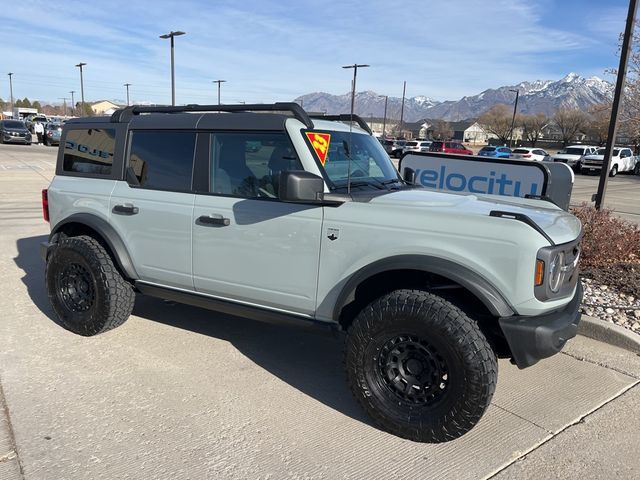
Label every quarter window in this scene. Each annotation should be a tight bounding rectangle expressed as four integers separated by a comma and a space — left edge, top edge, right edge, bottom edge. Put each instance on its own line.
128, 131, 196, 191
210, 132, 302, 198
63, 128, 116, 175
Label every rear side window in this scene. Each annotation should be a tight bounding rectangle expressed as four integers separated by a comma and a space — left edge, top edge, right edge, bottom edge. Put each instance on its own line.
63, 128, 116, 175
128, 130, 196, 192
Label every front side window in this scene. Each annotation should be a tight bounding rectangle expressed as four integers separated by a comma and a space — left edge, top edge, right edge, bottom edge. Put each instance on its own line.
128, 130, 196, 191
210, 132, 302, 198
305, 130, 400, 191
63, 128, 116, 175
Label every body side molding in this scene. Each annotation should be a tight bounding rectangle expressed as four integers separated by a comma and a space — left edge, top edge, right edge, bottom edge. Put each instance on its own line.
331, 255, 515, 320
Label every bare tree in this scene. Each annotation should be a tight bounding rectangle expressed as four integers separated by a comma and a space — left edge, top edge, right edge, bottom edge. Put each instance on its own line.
432, 119, 453, 140
553, 107, 589, 146
478, 104, 513, 144
518, 112, 548, 147
610, 21, 640, 145
586, 103, 612, 145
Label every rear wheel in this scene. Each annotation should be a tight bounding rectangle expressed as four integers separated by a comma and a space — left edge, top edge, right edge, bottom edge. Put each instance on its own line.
345, 289, 497, 443
46, 235, 135, 336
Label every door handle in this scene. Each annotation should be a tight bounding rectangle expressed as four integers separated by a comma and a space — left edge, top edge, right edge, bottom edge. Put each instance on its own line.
197, 214, 230, 227
112, 203, 139, 215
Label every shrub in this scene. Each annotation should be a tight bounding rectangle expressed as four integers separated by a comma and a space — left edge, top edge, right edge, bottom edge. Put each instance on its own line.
571, 203, 640, 268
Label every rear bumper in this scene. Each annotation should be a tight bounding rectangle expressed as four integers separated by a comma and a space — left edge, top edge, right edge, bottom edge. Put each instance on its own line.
498, 283, 583, 369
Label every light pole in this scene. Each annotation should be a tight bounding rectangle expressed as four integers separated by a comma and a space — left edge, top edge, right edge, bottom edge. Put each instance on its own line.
369, 112, 374, 133
75, 62, 86, 115
382, 95, 388, 138
159, 30, 186, 106
7, 73, 14, 115
69, 91, 75, 116
399, 81, 406, 138
509, 88, 520, 148
212, 80, 226, 105
58, 97, 68, 116
124, 83, 132, 106
342, 63, 370, 119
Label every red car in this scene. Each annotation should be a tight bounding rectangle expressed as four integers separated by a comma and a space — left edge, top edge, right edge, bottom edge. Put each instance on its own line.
428, 140, 473, 155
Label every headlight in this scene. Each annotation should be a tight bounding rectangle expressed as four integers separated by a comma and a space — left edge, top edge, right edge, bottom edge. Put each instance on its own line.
548, 251, 565, 293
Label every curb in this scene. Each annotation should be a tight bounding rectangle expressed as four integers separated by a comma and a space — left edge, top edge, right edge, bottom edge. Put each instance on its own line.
578, 315, 640, 354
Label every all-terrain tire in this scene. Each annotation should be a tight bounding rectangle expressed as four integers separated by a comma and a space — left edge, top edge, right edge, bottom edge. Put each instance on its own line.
345, 289, 497, 443
46, 235, 135, 336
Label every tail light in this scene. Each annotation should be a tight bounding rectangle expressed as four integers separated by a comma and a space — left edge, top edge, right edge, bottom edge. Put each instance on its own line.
42, 189, 49, 222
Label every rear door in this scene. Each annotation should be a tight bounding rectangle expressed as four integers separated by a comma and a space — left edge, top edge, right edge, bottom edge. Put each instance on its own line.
109, 130, 196, 289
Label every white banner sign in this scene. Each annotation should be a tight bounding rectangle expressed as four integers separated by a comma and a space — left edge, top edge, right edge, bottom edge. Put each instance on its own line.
401, 153, 547, 198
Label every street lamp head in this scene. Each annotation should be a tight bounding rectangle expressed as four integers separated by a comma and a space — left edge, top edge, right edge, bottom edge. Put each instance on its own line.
213, 80, 227, 83
75, 62, 86, 68
7, 72, 13, 76
160, 31, 186, 39
509, 89, 518, 93
342, 64, 370, 69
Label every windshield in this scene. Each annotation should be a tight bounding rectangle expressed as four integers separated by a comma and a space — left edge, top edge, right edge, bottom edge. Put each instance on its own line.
513, 148, 529, 154
564, 148, 586, 155
480, 146, 495, 152
312, 131, 400, 190
595, 148, 620, 155
406, 141, 418, 147
2, 120, 25, 129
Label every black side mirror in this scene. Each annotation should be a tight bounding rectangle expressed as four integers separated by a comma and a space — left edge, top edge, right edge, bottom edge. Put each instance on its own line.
278, 171, 325, 203
403, 167, 416, 184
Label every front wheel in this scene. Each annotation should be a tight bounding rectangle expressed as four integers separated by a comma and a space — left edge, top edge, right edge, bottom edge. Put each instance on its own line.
610, 165, 618, 177
46, 235, 135, 336
345, 289, 497, 443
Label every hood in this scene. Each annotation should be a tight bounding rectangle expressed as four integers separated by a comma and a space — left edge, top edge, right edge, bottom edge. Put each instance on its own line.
368, 188, 581, 245
553, 153, 582, 160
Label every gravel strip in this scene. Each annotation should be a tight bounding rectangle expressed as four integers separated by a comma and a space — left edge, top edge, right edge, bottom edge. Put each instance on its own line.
580, 277, 640, 334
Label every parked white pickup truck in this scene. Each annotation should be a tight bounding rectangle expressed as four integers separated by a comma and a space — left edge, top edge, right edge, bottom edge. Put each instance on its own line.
581, 147, 638, 177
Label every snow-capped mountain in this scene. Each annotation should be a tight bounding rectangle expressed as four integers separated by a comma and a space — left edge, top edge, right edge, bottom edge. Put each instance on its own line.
294, 73, 613, 122
295, 90, 440, 122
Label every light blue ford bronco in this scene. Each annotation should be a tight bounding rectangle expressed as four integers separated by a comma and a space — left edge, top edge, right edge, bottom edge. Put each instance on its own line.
41, 103, 582, 442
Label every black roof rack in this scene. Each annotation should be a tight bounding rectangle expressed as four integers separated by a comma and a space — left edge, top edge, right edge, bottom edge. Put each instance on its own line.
307, 114, 372, 135
110, 102, 314, 128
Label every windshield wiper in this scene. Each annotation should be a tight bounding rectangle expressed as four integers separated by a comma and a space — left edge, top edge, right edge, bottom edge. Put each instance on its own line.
380, 178, 403, 186
334, 181, 385, 191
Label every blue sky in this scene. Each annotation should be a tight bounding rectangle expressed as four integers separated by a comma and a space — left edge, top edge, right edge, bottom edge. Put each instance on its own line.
0, 0, 630, 106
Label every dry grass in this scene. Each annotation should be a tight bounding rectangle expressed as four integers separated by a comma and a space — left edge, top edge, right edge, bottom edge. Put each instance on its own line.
572, 203, 640, 269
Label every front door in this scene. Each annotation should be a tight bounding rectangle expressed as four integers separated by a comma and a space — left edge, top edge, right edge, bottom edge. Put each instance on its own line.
192, 131, 323, 316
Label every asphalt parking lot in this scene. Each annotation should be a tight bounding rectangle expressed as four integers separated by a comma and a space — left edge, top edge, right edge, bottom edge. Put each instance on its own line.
1, 143, 639, 479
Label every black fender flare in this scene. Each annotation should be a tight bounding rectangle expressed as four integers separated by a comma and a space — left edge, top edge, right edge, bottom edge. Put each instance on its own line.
49, 213, 139, 280
332, 255, 515, 320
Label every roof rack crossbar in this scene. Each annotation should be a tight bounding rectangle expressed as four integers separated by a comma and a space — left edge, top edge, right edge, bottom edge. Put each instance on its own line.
307, 114, 372, 135
110, 102, 314, 128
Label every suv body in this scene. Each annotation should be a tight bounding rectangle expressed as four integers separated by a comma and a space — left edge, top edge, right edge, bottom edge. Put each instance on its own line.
43, 122, 62, 146
552, 145, 598, 171
429, 140, 473, 155
403, 140, 432, 154
511, 147, 551, 162
582, 147, 637, 177
41, 103, 582, 443
478, 146, 511, 158
0, 119, 32, 144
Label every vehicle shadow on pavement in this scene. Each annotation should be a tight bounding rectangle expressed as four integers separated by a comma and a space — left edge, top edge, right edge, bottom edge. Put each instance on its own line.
14, 234, 375, 429
14, 235, 57, 320
132, 294, 376, 429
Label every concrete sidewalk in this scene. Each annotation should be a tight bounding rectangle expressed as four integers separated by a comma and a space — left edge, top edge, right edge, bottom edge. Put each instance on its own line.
1, 144, 639, 479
